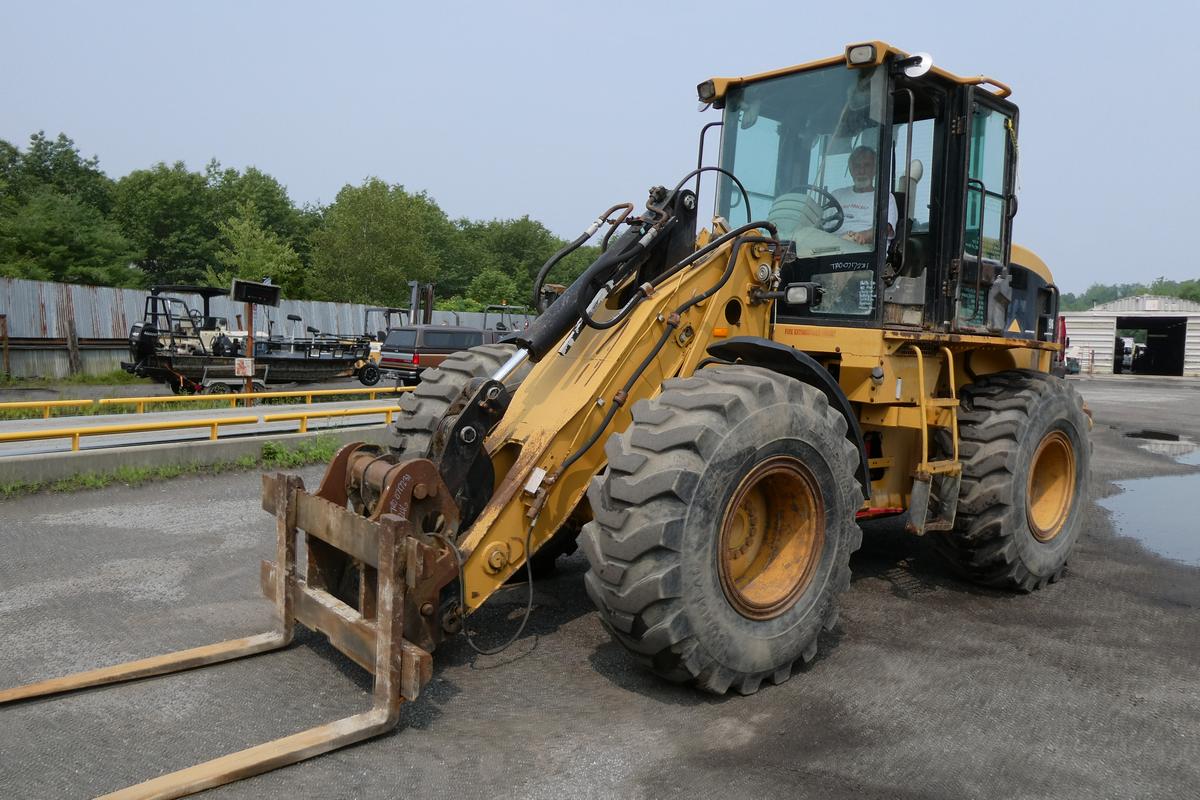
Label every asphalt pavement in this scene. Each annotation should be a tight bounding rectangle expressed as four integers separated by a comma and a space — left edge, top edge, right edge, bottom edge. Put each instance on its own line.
0, 376, 1196, 799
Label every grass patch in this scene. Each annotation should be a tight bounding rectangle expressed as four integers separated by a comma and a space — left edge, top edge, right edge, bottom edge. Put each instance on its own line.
0, 400, 234, 421
0, 369, 153, 389
63, 369, 153, 386
261, 435, 340, 468
0, 434, 344, 499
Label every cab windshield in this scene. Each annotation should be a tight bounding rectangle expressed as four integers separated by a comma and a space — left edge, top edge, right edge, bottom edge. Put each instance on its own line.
717, 64, 889, 264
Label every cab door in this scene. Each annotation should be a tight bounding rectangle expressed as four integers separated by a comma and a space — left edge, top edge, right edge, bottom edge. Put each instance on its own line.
950, 87, 1019, 333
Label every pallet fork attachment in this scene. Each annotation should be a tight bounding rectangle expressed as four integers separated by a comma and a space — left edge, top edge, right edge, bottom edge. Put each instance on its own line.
0, 448, 460, 799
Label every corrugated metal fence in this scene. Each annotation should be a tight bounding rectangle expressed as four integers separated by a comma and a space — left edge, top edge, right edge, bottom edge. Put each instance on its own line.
0, 278, 535, 379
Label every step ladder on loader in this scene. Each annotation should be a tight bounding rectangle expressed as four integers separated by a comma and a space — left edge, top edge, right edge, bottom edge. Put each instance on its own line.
903, 344, 963, 535
0, 444, 461, 800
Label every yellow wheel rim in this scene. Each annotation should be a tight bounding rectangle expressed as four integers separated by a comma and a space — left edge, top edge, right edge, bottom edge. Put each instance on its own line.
1026, 430, 1076, 542
718, 456, 824, 620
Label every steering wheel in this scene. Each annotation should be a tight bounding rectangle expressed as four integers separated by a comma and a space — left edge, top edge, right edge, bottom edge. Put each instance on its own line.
782, 184, 844, 234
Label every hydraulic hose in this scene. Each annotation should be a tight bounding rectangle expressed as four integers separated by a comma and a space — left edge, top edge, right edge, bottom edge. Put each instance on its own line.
515, 226, 648, 361
531, 232, 590, 313
531, 203, 633, 313
672, 166, 753, 225
573, 220, 779, 345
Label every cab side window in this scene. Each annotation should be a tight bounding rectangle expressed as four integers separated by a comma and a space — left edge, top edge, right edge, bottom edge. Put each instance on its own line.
891, 117, 935, 233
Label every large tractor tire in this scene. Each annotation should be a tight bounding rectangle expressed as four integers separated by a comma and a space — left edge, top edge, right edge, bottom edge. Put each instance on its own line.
389, 343, 530, 458
580, 366, 864, 695
933, 370, 1090, 591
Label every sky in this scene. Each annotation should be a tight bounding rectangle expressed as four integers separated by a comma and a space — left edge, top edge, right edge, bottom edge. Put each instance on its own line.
2, 0, 1196, 294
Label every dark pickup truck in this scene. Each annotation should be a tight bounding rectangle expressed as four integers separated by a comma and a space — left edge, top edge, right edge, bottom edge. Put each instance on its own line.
378, 325, 491, 385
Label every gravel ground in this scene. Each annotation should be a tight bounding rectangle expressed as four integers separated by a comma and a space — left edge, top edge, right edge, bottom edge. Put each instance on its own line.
0, 375, 1196, 800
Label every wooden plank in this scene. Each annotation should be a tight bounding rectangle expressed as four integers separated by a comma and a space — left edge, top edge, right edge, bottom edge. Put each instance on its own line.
294, 492, 382, 568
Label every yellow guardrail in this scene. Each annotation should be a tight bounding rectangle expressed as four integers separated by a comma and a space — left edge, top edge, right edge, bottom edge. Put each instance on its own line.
99, 386, 411, 413
263, 406, 396, 433
0, 416, 259, 452
0, 399, 94, 419
0, 386, 412, 417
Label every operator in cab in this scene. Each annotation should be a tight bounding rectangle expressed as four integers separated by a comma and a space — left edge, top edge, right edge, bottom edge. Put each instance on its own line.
832, 145, 897, 246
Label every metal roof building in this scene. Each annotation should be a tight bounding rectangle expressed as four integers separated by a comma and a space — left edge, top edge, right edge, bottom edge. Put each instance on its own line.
1061, 295, 1200, 376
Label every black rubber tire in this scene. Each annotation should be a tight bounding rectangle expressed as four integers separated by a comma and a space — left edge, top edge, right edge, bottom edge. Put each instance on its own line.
358, 362, 381, 387
580, 365, 864, 695
933, 369, 1090, 591
389, 343, 531, 458
205, 382, 233, 395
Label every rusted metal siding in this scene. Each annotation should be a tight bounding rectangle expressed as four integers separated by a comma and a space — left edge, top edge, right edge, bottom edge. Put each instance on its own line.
4, 347, 127, 379
0, 278, 146, 339
206, 298, 376, 339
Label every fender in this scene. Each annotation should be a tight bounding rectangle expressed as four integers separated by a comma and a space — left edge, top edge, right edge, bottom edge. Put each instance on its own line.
706, 336, 870, 493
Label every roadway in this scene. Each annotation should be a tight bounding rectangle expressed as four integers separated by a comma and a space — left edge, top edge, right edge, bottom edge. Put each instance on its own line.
0, 377, 1197, 798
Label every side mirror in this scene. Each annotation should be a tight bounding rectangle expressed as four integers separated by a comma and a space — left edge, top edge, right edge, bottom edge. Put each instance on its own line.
900, 52, 934, 78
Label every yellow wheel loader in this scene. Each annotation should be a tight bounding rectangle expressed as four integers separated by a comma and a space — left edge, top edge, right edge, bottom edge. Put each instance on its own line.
2, 42, 1090, 798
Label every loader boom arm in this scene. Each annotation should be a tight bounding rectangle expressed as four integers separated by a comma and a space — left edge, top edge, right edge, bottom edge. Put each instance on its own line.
453, 221, 779, 612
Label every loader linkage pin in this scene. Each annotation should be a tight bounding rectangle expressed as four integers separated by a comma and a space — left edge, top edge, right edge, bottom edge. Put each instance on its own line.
0, 445, 461, 799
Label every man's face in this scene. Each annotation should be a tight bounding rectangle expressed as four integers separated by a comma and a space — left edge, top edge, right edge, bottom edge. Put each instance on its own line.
849, 152, 875, 182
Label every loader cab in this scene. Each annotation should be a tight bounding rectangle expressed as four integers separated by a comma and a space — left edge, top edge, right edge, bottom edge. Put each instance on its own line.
709, 42, 1056, 340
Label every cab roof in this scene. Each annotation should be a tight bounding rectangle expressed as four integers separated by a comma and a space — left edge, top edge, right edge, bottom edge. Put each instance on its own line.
700, 41, 1012, 105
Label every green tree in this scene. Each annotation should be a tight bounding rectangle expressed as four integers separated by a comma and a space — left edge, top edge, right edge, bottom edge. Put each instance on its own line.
467, 267, 519, 305
1060, 282, 1149, 311
434, 295, 486, 312
309, 178, 443, 305
112, 162, 215, 285
0, 140, 21, 215
205, 162, 309, 255
0, 187, 139, 285
0, 131, 114, 212
1177, 281, 1200, 303
204, 201, 304, 297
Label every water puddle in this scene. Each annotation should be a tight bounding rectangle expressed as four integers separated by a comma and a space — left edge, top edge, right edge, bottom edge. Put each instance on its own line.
1100, 435, 1200, 565
1122, 430, 1200, 463
1175, 448, 1200, 467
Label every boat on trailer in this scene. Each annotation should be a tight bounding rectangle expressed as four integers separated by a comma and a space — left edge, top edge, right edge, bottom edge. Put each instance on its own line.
122, 285, 379, 393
